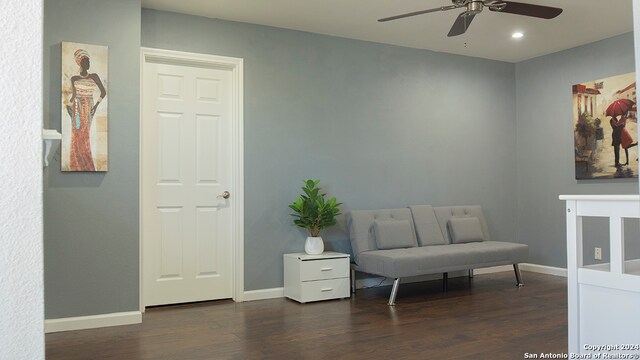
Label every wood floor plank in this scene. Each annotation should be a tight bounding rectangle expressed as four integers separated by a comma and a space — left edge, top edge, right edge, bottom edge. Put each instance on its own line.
46, 271, 567, 359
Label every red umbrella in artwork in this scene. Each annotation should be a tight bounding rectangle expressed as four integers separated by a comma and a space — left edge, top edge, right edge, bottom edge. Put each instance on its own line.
606, 99, 635, 117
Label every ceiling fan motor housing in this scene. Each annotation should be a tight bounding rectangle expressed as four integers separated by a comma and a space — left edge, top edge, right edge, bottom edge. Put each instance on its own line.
465, 1, 483, 16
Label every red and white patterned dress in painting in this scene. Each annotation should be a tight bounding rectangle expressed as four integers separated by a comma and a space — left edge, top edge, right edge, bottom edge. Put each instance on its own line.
70, 76, 96, 171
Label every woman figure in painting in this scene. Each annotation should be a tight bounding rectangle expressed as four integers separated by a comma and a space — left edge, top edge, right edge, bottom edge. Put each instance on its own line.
611, 114, 638, 166
66, 48, 106, 171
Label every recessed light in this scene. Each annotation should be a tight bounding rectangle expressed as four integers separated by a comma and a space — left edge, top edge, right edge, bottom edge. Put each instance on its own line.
512, 32, 524, 39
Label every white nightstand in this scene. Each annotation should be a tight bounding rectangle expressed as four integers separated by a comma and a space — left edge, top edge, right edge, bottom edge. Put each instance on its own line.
283, 252, 351, 303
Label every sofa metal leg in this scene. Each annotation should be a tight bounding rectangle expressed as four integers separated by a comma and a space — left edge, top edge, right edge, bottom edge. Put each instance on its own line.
469, 269, 474, 278
388, 278, 400, 306
443, 272, 448, 292
350, 267, 356, 294
513, 264, 524, 287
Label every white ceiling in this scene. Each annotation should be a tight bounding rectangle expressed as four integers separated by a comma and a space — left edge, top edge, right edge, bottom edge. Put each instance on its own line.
141, 0, 634, 63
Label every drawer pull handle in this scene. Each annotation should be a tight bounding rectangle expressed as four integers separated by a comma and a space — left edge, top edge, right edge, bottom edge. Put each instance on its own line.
320, 267, 333, 271
321, 288, 333, 292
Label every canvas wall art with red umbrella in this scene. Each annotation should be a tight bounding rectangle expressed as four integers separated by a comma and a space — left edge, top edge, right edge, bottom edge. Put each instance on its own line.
572, 72, 637, 179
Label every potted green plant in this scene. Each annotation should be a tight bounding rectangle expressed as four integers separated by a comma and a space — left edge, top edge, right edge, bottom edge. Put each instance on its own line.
289, 179, 342, 254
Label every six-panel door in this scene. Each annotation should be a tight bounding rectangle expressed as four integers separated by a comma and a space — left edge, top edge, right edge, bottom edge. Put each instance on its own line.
142, 60, 233, 306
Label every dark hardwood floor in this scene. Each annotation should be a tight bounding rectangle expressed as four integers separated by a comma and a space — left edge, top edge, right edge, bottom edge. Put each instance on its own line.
46, 271, 567, 360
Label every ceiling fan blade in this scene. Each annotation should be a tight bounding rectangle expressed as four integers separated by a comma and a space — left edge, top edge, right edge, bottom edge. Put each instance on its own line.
378, 5, 459, 22
490, 1, 562, 19
448, 13, 475, 37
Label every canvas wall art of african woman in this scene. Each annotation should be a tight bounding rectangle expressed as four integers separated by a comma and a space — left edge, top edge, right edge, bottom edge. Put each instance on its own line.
572, 72, 637, 179
61, 41, 108, 172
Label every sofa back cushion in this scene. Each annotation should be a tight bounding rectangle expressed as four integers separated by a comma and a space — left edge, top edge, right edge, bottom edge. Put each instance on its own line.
373, 220, 416, 250
447, 217, 485, 243
434, 206, 491, 244
408, 205, 446, 246
347, 208, 417, 263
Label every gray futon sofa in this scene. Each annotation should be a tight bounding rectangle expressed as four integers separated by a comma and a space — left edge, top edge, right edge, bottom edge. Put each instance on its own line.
347, 205, 528, 305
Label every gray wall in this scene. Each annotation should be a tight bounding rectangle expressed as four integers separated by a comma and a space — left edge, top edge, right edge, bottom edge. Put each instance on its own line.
142, 10, 518, 291
515, 32, 638, 268
43, 0, 141, 318
43, 5, 637, 318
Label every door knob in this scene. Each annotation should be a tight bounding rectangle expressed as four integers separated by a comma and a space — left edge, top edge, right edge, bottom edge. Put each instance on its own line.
218, 191, 231, 199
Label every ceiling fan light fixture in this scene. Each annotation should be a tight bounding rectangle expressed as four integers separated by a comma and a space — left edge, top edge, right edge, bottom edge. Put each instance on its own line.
512, 31, 524, 39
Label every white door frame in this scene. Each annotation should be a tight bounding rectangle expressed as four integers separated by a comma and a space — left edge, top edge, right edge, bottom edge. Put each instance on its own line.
139, 47, 244, 310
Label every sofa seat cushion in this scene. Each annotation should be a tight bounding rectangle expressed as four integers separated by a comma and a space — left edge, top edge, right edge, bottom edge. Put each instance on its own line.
356, 241, 528, 278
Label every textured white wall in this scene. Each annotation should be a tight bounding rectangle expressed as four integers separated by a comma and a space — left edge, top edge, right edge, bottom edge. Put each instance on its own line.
0, 0, 44, 359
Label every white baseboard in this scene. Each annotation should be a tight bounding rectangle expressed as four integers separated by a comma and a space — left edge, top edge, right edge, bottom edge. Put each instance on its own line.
356, 270, 469, 289
45, 311, 142, 333
243, 287, 284, 301
471, 263, 567, 277
473, 265, 514, 275
354, 263, 566, 288
520, 263, 567, 277
41, 263, 566, 334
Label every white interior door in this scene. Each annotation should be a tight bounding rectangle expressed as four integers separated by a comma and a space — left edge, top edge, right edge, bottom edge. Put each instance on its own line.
142, 54, 234, 307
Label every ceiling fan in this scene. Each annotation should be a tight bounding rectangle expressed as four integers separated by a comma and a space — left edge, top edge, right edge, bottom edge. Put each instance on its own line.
378, 0, 563, 37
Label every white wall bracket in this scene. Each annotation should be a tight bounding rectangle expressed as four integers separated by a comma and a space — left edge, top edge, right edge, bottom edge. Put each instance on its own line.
42, 129, 61, 167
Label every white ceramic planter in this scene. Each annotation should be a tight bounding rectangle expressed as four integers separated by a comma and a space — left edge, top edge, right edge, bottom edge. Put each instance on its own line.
304, 236, 324, 255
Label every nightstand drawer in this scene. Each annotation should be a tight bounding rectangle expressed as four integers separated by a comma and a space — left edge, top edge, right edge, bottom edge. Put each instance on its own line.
300, 278, 350, 302
300, 258, 349, 281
